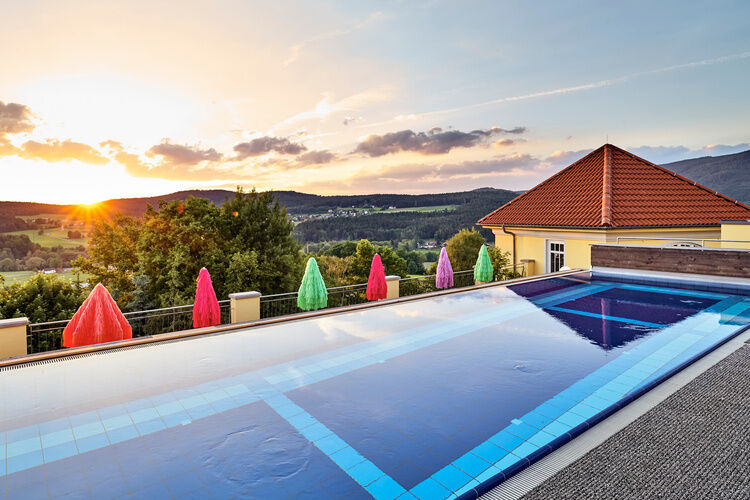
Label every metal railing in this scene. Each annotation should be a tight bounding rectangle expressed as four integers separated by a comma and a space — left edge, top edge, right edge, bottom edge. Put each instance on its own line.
259, 283, 370, 319
26, 300, 230, 354
24, 264, 527, 355
400, 263, 527, 298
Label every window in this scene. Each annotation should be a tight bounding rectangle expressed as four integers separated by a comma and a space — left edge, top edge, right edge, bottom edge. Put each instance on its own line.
547, 240, 565, 273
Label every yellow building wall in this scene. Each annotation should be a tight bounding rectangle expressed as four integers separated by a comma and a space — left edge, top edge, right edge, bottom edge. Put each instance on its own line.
490, 226, 721, 276
721, 223, 750, 249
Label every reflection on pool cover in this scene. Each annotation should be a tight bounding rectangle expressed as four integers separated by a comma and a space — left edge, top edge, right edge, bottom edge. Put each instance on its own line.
2, 272, 750, 499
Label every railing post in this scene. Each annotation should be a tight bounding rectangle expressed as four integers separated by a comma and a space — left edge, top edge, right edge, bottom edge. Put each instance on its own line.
0, 317, 29, 359
520, 259, 534, 276
385, 276, 400, 299
229, 292, 261, 323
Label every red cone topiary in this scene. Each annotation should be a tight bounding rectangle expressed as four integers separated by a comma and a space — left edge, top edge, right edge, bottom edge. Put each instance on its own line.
63, 283, 132, 347
366, 253, 388, 301
193, 267, 221, 328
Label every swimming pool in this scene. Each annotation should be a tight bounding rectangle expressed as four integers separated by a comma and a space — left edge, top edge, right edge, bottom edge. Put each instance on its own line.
1, 271, 749, 499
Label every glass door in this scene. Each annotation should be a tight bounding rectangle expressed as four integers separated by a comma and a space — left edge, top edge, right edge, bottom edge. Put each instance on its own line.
547, 240, 565, 273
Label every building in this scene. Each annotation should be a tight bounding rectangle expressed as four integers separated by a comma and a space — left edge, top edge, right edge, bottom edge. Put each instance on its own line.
478, 144, 750, 275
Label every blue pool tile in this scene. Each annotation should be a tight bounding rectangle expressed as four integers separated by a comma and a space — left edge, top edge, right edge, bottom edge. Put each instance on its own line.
391, 461, 427, 488
135, 418, 167, 436
330, 446, 366, 470
316, 433, 349, 455
161, 411, 192, 427
489, 431, 524, 452
410, 478, 453, 500
288, 412, 317, 429
132, 481, 171, 500
541, 420, 572, 437
581, 395, 614, 410
101, 414, 133, 432
300, 422, 332, 441
455, 479, 480, 497
348, 460, 384, 486
42, 441, 79, 462
75, 432, 110, 453
274, 402, 304, 419
7, 475, 49, 498
365, 475, 407, 500
130, 407, 160, 423
494, 453, 523, 471
556, 411, 587, 428
431, 465, 473, 492
505, 421, 538, 440
568, 403, 600, 419
520, 411, 554, 429
210, 397, 240, 413
511, 441, 541, 458
6, 449, 44, 474
89, 473, 131, 499
185, 404, 215, 421
155, 401, 184, 416
40, 427, 75, 448
526, 430, 556, 447
38, 418, 71, 435
165, 470, 204, 497
530, 402, 566, 419
452, 452, 491, 476
6, 435, 41, 458
471, 442, 507, 463
72, 420, 105, 440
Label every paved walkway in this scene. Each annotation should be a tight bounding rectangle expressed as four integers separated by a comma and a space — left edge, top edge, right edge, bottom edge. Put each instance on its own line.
523, 344, 750, 499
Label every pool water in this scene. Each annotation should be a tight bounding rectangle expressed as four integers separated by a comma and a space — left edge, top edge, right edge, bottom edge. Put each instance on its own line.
1, 272, 749, 499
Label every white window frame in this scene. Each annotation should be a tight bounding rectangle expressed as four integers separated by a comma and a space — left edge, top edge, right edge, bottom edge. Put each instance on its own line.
546, 240, 566, 273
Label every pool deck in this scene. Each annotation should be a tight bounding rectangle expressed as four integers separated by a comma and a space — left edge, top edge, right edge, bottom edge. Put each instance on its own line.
518, 342, 750, 499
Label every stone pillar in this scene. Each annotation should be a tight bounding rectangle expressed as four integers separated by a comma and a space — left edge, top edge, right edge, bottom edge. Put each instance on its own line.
0, 317, 29, 359
520, 258, 535, 276
385, 276, 400, 299
229, 291, 261, 324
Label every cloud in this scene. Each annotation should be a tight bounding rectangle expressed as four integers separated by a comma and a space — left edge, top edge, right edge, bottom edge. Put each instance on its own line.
296, 150, 337, 165
493, 138, 520, 148
19, 139, 109, 165
0, 101, 35, 136
284, 11, 384, 66
272, 85, 395, 132
353, 126, 525, 157
233, 136, 307, 160
146, 142, 222, 166
99, 140, 124, 152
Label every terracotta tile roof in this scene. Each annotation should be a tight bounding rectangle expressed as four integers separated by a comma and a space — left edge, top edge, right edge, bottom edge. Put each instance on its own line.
478, 144, 750, 228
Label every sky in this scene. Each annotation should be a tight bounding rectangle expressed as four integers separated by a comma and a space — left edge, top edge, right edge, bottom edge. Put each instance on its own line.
1, 0, 749, 204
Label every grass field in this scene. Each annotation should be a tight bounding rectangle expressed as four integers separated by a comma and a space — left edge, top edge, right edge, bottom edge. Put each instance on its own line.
377, 204, 457, 214
0, 269, 89, 285
4, 229, 88, 248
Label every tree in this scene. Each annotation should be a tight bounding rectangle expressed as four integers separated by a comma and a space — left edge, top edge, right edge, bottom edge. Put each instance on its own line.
487, 246, 513, 279
445, 228, 487, 271
0, 273, 87, 323
324, 241, 357, 258
316, 254, 352, 287
348, 239, 408, 281
76, 188, 304, 309
0, 257, 17, 272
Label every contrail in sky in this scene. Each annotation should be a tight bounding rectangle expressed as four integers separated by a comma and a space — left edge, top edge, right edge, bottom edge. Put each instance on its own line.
357, 51, 750, 129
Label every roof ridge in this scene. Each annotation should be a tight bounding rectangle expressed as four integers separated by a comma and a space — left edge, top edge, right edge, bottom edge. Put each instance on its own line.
609, 145, 750, 211
477, 146, 604, 224
601, 144, 613, 226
